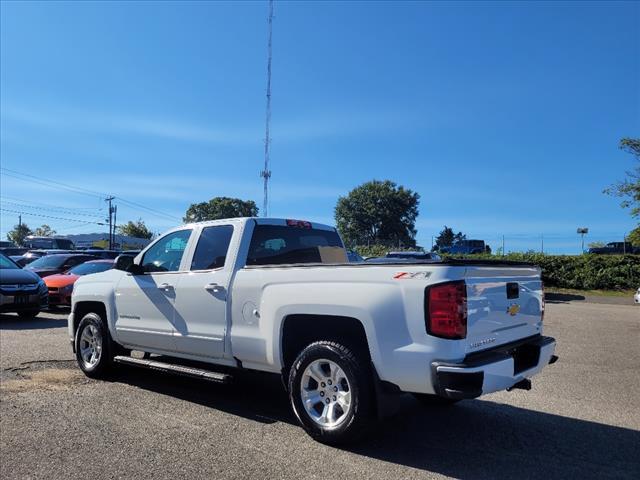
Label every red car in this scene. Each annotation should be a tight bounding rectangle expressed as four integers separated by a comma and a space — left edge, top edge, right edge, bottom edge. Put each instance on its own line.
44, 259, 114, 307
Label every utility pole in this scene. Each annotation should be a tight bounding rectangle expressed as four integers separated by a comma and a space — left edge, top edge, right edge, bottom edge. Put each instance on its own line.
18, 215, 21, 228
541, 233, 544, 254
260, 0, 274, 217
112, 205, 118, 250
105, 196, 115, 249
502, 235, 505, 256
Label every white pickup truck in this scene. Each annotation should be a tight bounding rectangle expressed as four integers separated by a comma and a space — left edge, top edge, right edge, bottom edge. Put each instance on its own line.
69, 217, 557, 443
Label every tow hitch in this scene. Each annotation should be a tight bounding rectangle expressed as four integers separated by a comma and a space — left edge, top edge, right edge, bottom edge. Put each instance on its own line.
507, 378, 532, 392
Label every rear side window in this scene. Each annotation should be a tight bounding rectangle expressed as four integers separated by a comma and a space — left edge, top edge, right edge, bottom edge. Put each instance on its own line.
191, 226, 234, 270
247, 225, 345, 266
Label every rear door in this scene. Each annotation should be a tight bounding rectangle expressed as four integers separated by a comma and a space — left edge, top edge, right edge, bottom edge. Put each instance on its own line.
172, 224, 235, 358
464, 266, 543, 353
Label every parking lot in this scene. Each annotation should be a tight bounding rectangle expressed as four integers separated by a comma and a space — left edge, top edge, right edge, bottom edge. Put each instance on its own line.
1, 301, 639, 480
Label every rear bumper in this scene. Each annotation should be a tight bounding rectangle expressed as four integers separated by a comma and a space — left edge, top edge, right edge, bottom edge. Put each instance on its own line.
431, 335, 557, 400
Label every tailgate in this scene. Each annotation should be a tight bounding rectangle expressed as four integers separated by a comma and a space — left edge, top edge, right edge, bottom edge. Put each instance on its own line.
464, 266, 543, 353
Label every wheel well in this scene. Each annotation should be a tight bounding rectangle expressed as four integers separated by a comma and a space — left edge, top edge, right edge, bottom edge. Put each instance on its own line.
72, 301, 107, 335
281, 314, 371, 373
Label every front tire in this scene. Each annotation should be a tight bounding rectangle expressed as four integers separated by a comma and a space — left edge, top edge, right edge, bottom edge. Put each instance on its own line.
288, 341, 374, 444
75, 313, 115, 379
17, 309, 40, 318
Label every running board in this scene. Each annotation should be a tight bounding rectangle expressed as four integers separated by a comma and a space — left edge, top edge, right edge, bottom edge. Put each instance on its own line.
113, 356, 232, 384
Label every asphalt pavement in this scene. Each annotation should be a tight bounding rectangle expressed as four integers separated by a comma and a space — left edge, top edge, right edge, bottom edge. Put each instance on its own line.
1, 301, 639, 479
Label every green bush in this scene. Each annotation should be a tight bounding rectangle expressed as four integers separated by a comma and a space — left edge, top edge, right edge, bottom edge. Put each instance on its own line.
446, 253, 639, 291
353, 244, 409, 258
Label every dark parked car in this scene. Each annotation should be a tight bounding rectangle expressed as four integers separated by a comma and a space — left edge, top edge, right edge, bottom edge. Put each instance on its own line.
0, 247, 28, 256
0, 253, 48, 318
10, 255, 35, 267
385, 251, 441, 260
588, 242, 639, 254
445, 239, 488, 254
24, 254, 98, 278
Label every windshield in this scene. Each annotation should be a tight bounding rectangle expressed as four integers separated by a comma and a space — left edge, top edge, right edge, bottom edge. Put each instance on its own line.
0, 254, 19, 269
67, 262, 112, 276
26, 255, 69, 269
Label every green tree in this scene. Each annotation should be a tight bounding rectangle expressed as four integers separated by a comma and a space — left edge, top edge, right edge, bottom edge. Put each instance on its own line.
604, 138, 640, 218
6, 223, 32, 246
334, 180, 420, 247
183, 197, 259, 223
32, 224, 56, 237
117, 218, 153, 239
587, 241, 606, 249
433, 226, 466, 251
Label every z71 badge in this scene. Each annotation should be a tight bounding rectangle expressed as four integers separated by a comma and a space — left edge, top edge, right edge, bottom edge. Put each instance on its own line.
393, 271, 432, 280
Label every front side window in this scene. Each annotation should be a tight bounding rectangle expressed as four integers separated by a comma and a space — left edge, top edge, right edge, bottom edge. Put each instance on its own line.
141, 229, 192, 273
191, 225, 234, 271
247, 225, 345, 266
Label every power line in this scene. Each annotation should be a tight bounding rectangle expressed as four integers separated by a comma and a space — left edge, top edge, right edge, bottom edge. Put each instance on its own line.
0, 168, 106, 199
0, 167, 181, 222
115, 197, 181, 222
0, 195, 105, 211
0, 200, 105, 219
0, 208, 105, 225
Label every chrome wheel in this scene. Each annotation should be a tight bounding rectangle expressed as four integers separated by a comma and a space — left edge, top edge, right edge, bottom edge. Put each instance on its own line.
300, 358, 352, 428
79, 324, 102, 369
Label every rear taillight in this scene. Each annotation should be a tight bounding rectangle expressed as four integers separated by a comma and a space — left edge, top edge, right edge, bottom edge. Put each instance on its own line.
425, 280, 467, 339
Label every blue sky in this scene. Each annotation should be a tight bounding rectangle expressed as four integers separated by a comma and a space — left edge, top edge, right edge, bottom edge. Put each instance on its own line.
1, 0, 638, 253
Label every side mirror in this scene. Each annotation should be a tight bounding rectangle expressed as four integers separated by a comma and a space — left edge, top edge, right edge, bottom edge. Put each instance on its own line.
126, 263, 145, 275
114, 254, 135, 272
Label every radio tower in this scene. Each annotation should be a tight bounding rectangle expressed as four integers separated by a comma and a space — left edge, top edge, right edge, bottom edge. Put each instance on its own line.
260, 0, 274, 217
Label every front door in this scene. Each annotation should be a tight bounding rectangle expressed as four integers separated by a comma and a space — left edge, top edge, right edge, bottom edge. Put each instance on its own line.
173, 225, 234, 358
114, 229, 192, 352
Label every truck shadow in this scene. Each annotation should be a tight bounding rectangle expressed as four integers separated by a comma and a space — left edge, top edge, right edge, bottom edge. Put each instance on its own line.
112, 366, 639, 479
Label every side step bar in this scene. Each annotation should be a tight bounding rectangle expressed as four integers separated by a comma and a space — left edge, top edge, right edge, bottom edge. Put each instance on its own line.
113, 356, 232, 384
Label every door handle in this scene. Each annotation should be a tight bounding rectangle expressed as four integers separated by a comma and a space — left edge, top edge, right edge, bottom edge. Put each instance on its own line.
158, 283, 174, 292
204, 283, 223, 293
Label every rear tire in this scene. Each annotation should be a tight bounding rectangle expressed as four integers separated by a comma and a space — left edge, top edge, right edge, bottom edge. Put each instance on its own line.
288, 341, 375, 444
17, 309, 39, 319
74, 312, 116, 379
412, 393, 461, 407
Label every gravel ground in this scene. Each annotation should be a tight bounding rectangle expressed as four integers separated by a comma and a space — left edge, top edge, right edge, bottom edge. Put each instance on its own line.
1, 302, 639, 480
